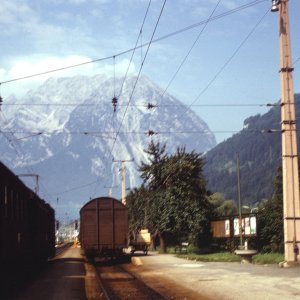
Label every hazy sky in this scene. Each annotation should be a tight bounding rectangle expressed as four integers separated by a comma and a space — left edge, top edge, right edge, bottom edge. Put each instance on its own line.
0, 0, 300, 143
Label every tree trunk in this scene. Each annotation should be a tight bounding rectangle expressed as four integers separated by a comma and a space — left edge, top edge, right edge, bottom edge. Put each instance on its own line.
159, 232, 167, 253
150, 229, 159, 251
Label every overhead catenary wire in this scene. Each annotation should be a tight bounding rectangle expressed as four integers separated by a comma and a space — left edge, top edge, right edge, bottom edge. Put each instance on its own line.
0, 0, 267, 86
38, 127, 283, 198
0, 128, 282, 136
0, 3, 273, 204
1, 102, 280, 107
0, 0, 280, 199
116, 0, 152, 100
0, 110, 52, 199
48, 128, 284, 199
109, 0, 167, 157
100, 0, 153, 199
159, 0, 222, 98
293, 56, 300, 66
176, 7, 271, 122
107, 0, 152, 193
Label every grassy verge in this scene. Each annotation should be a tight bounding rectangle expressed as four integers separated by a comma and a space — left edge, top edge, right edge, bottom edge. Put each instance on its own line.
175, 252, 240, 262
252, 253, 284, 264
175, 252, 284, 264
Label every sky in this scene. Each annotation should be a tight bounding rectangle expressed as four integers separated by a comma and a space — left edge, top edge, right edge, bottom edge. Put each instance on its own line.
0, 0, 300, 145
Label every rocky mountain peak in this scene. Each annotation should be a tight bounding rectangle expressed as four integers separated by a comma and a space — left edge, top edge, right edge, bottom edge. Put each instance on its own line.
0, 74, 216, 218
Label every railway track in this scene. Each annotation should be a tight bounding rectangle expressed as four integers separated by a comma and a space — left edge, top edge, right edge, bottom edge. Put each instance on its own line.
55, 243, 73, 257
95, 263, 166, 300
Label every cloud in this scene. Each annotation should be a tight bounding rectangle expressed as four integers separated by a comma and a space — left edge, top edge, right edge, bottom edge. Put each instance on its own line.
0, 1, 95, 52
1, 55, 136, 98
47, 0, 109, 4
0, 0, 37, 31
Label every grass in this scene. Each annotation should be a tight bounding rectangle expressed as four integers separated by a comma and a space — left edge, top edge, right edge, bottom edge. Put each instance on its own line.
252, 253, 284, 264
175, 252, 240, 262
174, 251, 284, 264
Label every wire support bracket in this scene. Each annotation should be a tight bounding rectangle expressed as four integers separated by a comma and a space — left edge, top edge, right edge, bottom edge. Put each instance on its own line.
285, 241, 300, 244
281, 120, 296, 125
281, 102, 296, 106
279, 67, 294, 73
281, 129, 297, 133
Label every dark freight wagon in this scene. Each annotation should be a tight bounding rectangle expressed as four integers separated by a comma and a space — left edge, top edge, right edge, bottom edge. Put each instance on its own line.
80, 196, 128, 258
0, 161, 55, 288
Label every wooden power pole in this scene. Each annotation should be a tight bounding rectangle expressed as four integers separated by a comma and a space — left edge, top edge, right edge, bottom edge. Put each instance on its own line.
273, 0, 300, 265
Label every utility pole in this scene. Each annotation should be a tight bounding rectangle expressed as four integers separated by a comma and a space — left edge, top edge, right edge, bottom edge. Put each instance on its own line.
236, 154, 243, 248
104, 185, 118, 197
18, 173, 39, 195
272, 0, 300, 265
112, 159, 133, 205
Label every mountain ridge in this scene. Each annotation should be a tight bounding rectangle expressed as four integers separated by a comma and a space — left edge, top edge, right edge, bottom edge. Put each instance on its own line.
0, 74, 216, 219
203, 94, 300, 206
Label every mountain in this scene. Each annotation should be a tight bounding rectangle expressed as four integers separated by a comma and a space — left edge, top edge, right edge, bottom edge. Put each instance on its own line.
203, 94, 300, 206
0, 74, 216, 219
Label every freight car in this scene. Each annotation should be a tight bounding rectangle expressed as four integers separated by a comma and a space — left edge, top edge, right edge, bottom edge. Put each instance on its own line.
0, 161, 55, 285
80, 196, 128, 259
129, 229, 151, 255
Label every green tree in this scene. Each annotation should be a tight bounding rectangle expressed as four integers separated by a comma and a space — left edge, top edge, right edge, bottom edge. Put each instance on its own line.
129, 142, 212, 253
160, 148, 212, 246
257, 166, 283, 253
126, 185, 149, 233
139, 140, 167, 190
209, 192, 237, 217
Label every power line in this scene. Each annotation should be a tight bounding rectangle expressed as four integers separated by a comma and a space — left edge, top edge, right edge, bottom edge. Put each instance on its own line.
37, 127, 281, 198
110, 0, 167, 157
293, 56, 300, 66
160, 0, 222, 98
107, 0, 153, 188
0, 111, 52, 200
0, 0, 273, 199
103, 0, 153, 198
177, 7, 270, 121
0, 0, 267, 86
116, 0, 152, 100
45, 179, 100, 197
0, 128, 282, 136
1, 102, 279, 107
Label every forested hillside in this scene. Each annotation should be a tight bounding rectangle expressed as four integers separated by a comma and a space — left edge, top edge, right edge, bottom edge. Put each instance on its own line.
204, 94, 300, 206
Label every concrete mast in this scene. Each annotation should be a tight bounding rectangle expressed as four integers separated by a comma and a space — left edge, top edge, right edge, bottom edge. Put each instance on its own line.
112, 159, 133, 205
275, 0, 300, 265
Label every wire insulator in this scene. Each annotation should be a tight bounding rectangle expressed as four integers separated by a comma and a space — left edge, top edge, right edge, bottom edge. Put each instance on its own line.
147, 103, 157, 109
112, 96, 118, 112
147, 130, 157, 136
